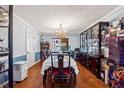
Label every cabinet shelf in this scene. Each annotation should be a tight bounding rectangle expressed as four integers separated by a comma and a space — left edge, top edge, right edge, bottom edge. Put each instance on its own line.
0, 69, 8, 74
0, 52, 9, 57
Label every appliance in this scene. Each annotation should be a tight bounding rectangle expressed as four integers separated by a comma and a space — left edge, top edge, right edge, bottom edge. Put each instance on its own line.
13, 61, 28, 81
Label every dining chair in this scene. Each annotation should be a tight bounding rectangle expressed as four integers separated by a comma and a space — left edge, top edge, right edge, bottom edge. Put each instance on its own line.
45, 52, 76, 88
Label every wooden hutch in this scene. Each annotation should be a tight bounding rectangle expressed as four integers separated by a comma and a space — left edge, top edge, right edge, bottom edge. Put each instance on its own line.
80, 22, 109, 78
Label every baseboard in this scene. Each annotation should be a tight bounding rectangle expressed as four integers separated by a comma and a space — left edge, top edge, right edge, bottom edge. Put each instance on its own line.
29, 59, 41, 69
35, 59, 41, 64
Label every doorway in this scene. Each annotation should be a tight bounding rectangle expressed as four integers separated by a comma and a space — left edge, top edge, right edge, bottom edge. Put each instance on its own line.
52, 38, 69, 52
26, 30, 35, 68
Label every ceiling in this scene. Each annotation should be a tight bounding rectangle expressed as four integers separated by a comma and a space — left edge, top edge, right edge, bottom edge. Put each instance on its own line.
14, 5, 119, 35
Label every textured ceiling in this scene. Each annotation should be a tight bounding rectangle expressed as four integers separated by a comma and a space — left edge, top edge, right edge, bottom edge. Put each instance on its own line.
14, 5, 119, 35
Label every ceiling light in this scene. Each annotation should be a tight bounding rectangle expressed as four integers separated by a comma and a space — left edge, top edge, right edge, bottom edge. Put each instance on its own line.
55, 24, 66, 39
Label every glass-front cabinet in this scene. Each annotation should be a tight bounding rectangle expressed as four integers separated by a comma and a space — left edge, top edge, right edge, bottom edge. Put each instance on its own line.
87, 29, 92, 54
80, 22, 109, 78
91, 24, 99, 55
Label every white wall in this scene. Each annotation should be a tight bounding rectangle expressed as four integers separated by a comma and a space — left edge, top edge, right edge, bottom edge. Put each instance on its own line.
68, 34, 80, 50
34, 32, 41, 52
13, 16, 27, 57
13, 14, 41, 63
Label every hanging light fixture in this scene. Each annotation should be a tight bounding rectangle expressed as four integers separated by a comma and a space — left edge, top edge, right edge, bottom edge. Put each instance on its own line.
55, 24, 66, 39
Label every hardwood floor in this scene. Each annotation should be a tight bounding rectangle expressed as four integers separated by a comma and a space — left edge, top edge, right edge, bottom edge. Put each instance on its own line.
14, 61, 43, 88
14, 60, 108, 88
76, 62, 107, 88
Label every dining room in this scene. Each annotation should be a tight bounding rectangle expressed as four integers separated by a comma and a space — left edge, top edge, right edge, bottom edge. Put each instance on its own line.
1, 5, 124, 88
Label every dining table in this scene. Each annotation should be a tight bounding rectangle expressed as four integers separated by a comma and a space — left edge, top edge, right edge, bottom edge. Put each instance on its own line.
41, 55, 79, 75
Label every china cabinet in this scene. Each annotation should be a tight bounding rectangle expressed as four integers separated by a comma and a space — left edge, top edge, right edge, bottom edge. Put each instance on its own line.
80, 22, 109, 78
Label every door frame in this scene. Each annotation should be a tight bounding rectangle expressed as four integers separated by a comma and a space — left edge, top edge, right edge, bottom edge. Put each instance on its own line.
25, 29, 35, 68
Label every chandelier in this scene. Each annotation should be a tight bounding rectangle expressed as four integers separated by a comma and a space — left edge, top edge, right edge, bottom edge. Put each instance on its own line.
55, 24, 66, 39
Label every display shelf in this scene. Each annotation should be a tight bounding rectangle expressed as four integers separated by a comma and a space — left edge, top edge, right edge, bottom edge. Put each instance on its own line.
80, 22, 109, 78
0, 26, 8, 28
0, 52, 9, 57
104, 20, 124, 87
40, 42, 50, 60
0, 5, 13, 88
109, 35, 124, 65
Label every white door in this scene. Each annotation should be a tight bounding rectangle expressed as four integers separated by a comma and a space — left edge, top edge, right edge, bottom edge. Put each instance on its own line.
26, 31, 35, 68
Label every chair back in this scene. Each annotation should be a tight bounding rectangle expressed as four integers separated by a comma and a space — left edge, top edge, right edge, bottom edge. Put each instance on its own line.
45, 52, 76, 88
51, 52, 71, 73
58, 54, 64, 74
